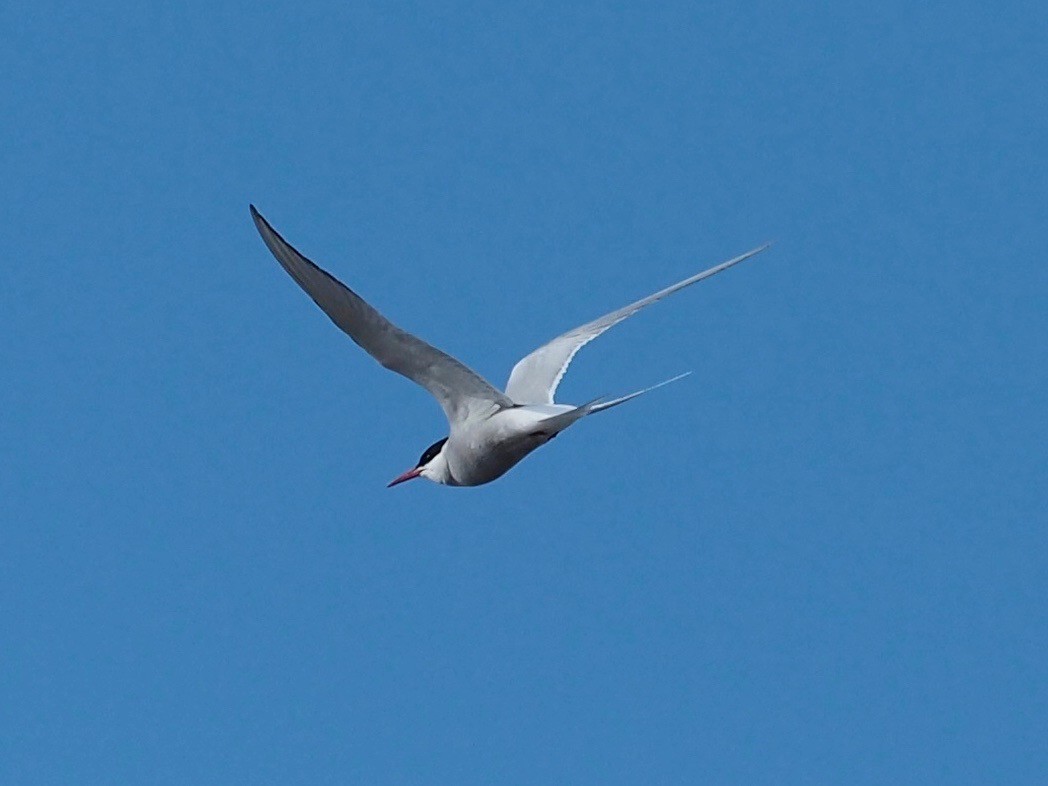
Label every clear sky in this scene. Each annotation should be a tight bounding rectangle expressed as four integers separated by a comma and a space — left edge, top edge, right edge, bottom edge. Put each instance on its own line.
2, 1, 1045, 783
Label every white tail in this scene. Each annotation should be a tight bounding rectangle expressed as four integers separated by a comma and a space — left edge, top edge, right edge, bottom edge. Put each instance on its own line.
589, 372, 692, 415
534, 396, 605, 433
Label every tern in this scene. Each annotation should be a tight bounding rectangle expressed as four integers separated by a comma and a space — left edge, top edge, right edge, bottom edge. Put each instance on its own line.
251, 206, 768, 487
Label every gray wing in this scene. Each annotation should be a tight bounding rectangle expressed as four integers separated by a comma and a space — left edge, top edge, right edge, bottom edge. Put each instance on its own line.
504, 244, 770, 404
251, 206, 513, 425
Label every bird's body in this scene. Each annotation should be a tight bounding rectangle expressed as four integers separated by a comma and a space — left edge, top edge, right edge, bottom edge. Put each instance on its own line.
250, 205, 768, 487
441, 403, 572, 486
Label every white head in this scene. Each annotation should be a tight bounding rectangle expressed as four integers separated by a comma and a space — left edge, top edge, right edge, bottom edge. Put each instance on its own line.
387, 437, 452, 487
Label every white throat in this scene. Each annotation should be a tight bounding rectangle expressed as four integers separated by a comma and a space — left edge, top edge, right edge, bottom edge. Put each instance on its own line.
419, 450, 454, 485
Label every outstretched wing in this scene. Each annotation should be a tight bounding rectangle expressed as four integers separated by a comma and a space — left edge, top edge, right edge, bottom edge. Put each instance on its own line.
251, 206, 513, 425
504, 244, 770, 404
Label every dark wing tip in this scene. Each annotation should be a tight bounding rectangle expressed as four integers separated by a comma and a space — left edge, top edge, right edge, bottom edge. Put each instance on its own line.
249, 205, 292, 252
249, 204, 267, 229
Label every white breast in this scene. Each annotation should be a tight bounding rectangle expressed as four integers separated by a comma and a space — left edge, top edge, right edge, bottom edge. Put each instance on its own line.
443, 404, 576, 486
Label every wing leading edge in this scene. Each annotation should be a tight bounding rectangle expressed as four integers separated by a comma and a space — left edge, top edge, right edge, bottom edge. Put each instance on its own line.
504, 244, 770, 405
251, 206, 513, 425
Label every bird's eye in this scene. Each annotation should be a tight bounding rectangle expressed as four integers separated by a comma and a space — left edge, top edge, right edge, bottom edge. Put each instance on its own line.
418, 437, 448, 466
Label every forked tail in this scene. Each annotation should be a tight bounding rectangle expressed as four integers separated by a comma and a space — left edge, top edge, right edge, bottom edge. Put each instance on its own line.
536, 372, 691, 433
589, 372, 692, 414
534, 396, 605, 433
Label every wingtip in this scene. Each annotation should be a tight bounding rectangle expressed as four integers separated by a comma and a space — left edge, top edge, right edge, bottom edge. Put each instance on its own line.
719, 243, 772, 271
249, 204, 274, 236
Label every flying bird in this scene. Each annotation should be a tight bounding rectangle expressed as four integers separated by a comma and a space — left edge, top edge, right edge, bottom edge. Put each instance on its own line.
251, 205, 768, 487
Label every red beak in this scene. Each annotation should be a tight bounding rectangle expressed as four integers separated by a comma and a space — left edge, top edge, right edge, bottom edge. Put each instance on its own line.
387, 466, 423, 488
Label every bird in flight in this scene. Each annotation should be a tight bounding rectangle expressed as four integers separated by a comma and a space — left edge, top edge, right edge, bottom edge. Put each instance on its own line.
251, 206, 768, 487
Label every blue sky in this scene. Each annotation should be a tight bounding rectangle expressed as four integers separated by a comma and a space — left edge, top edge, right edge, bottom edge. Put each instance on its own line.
2, 1, 1045, 783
